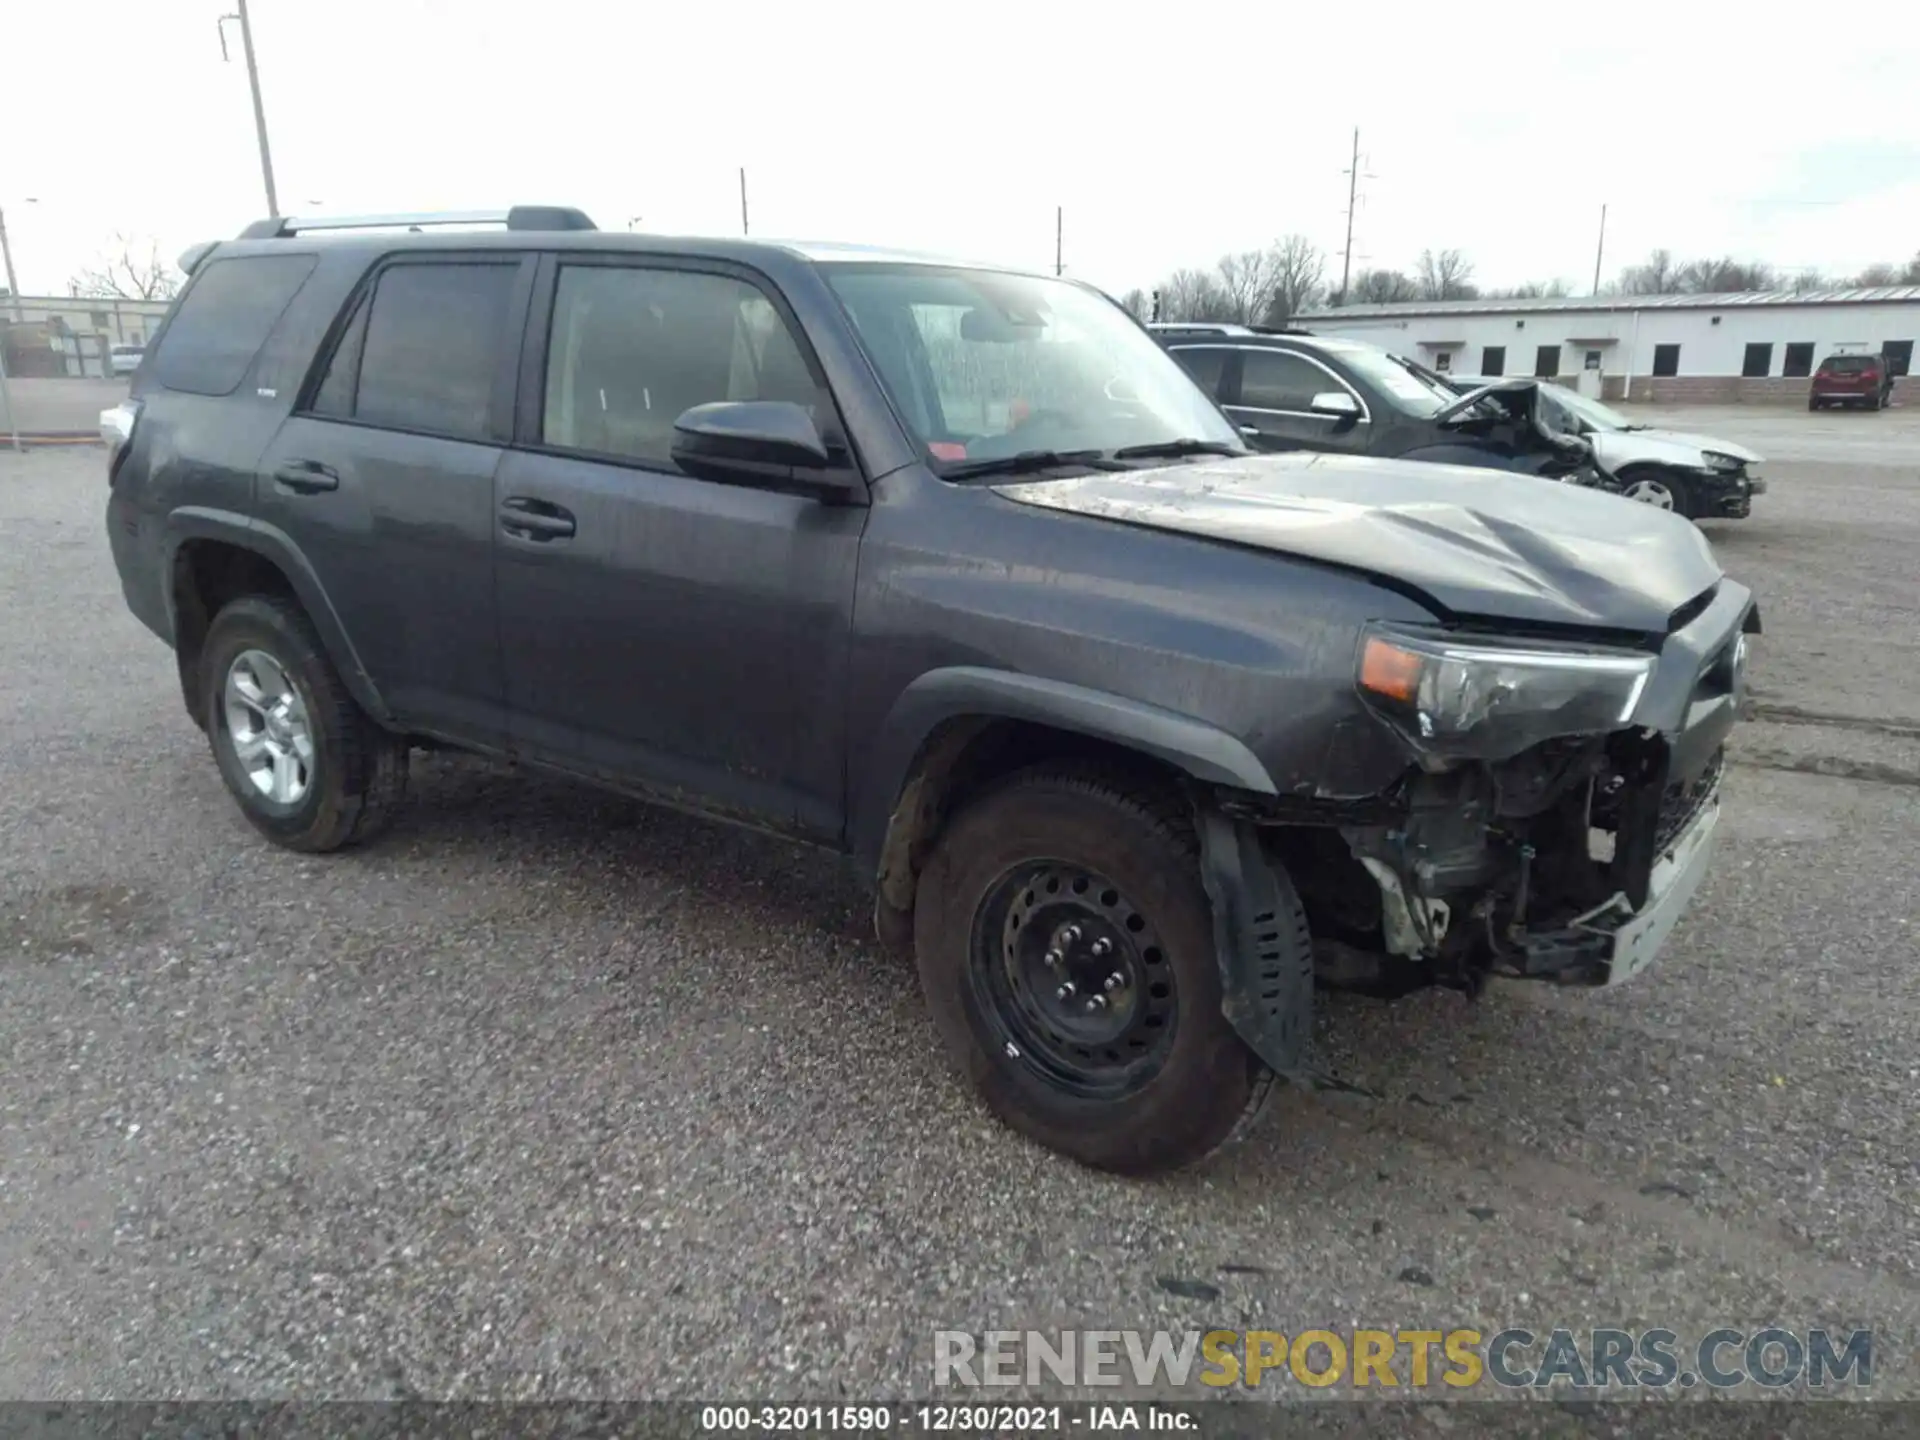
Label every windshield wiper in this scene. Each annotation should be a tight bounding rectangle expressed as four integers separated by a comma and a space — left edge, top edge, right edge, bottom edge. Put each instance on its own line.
940, 449, 1122, 481
1110, 438, 1246, 461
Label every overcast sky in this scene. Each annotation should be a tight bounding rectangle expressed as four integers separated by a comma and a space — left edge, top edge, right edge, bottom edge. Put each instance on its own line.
6, 1, 1920, 300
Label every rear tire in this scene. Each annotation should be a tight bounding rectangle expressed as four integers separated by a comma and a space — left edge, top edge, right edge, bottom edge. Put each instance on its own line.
200, 595, 409, 852
1808, 396, 1820, 411
913, 765, 1271, 1174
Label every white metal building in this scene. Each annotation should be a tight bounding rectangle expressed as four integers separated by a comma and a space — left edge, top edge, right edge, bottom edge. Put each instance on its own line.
1294, 287, 1920, 403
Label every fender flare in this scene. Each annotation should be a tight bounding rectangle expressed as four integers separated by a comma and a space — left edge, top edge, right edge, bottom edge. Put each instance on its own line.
850, 666, 1276, 873
162, 507, 392, 724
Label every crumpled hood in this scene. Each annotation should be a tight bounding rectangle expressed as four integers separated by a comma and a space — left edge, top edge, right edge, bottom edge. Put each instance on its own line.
1589, 429, 1763, 472
993, 450, 1722, 633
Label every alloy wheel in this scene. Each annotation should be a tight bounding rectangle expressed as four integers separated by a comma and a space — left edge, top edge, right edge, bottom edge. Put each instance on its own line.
223, 649, 316, 805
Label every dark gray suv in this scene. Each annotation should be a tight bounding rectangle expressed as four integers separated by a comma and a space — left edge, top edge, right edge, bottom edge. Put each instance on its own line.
103, 207, 1758, 1174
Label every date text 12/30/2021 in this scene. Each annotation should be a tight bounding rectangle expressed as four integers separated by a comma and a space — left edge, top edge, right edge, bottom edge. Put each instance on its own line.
700, 1404, 1197, 1433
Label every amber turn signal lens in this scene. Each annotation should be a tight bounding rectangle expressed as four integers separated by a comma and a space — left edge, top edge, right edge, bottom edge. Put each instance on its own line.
1359, 638, 1423, 703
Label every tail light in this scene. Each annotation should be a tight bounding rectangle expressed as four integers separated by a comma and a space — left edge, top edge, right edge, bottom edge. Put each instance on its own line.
100, 400, 142, 484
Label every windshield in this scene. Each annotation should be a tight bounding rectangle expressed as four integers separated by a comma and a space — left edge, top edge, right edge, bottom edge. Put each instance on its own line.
1541, 387, 1632, 431
822, 265, 1242, 470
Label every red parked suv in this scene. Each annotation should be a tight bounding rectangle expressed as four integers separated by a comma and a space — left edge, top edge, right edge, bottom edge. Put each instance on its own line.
1810, 353, 1895, 411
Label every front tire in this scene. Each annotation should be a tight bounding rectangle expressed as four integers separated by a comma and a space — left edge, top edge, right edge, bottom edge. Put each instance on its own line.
913, 766, 1271, 1174
1619, 467, 1694, 518
200, 595, 409, 852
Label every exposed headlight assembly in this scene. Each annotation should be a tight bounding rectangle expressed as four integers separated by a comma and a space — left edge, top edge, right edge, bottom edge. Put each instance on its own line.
1358, 626, 1654, 761
1700, 451, 1745, 473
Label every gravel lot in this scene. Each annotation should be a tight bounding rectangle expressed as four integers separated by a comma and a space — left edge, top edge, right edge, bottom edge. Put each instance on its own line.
3, 407, 1918, 1412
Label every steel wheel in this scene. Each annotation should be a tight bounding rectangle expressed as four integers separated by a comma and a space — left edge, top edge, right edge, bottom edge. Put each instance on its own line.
222, 648, 315, 806
1623, 476, 1676, 509
969, 860, 1178, 1100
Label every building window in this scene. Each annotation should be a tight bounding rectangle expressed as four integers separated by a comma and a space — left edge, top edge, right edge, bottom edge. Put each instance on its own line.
90, 310, 111, 330
1534, 344, 1560, 377
1433, 351, 1452, 373
1741, 343, 1773, 378
1481, 345, 1505, 377
1782, 343, 1815, 378
1652, 344, 1681, 377
1885, 341, 1914, 378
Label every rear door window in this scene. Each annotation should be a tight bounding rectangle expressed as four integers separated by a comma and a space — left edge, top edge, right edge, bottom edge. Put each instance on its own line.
1169, 346, 1231, 399
309, 261, 519, 441
151, 254, 317, 396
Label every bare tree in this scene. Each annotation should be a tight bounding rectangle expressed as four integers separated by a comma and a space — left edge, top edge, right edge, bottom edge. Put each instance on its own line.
1853, 261, 1900, 287
1676, 257, 1775, 293
1414, 248, 1477, 301
1617, 249, 1684, 295
1905, 251, 1920, 285
68, 233, 182, 301
1786, 268, 1828, 293
1260, 234, 1326, 326
1158, 267, 1236, 323
1347, 268, 1419, 305
1489, 278, 1571, 300
1117, 287, 1150, 320
1214, 248, 1284, 325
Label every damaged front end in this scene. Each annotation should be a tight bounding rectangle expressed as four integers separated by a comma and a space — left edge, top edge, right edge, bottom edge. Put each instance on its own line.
1207, 582, 1758, 1076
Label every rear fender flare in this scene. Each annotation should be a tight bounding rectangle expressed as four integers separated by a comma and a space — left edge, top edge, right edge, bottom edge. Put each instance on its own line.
162, 508, 391, 724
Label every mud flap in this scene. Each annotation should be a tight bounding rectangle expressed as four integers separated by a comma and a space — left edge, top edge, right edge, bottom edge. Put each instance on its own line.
1195, 809, 1316, 1084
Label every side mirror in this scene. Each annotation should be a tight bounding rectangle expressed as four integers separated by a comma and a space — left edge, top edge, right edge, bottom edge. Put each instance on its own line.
1309, 390, 1361, 418
670, 401, 863, 503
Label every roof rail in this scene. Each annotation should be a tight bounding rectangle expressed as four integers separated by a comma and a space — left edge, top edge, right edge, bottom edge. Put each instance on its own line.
235, 206, 598, 240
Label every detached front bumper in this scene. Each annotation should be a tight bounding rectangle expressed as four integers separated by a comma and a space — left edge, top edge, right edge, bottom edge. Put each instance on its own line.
1699, 468, 1763, 518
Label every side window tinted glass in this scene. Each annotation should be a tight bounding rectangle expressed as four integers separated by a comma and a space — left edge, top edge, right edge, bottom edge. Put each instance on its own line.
309, 298, 369, 419
1171, 347, 1229, 398
1237, 350, 1326, 411
542, 266, 827, 468
151, 254, 317, 396
352, 263, 517, 440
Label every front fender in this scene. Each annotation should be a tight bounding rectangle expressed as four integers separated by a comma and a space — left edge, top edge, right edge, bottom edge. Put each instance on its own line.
850, 666, 1276, 873
162, 507, 391, 724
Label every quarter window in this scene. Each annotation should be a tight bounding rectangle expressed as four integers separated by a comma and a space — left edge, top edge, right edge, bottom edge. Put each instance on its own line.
1237, 350, 1331, 412
152, 254, 318, 396
540, 265, 827, 469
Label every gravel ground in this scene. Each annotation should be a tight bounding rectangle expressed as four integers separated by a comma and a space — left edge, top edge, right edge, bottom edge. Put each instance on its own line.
2, 414, 1918, 1414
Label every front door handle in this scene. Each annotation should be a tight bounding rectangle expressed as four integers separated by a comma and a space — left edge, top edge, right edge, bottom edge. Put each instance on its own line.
498, 496, 576, 540
274, 460, 339, 494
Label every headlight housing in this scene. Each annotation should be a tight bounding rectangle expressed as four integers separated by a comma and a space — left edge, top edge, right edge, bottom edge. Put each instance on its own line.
1358, 626, 1655, 761
1700, 451, 1745, 473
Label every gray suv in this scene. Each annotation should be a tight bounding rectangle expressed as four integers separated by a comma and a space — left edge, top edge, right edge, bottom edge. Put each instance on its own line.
103, 206, 1758, 1174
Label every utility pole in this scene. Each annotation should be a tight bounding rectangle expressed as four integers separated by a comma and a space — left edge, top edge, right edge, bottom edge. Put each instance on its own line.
219, 0, 279, 214
1337, 127, 1361, 307
1055, 206, 1063, 276
0, 203, 23, 320
1591, 203, 1607, 296
739, 168, 749, 236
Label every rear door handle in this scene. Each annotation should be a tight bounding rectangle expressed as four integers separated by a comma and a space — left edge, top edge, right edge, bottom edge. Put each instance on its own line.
498, 496, 576, 540
274, 460, 339, 494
